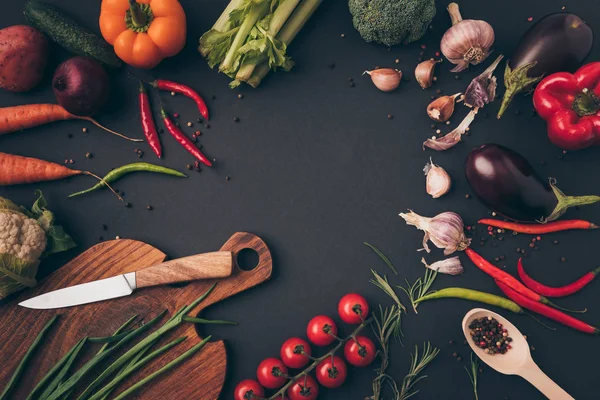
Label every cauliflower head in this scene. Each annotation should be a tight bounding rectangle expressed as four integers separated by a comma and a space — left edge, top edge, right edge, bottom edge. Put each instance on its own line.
0, 211, 47, 261
348, 0, 436, 47
0, 191, 75, 299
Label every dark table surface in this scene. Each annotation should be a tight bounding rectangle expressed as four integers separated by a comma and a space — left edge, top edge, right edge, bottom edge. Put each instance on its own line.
1, 0, 599, 399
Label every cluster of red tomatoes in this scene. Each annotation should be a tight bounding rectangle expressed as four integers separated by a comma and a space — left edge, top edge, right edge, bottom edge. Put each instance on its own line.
234, 294, 376, 400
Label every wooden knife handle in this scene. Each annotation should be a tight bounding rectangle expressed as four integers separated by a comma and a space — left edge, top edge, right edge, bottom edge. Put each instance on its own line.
135, 251, 233, 289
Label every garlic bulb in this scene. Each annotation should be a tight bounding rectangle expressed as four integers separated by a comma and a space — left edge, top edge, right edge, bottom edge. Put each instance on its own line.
424, 159, 451, 198
399, 210, 471, 255
421, 256, 464, 275
364, 68, 403, 92
440, 3, 495, 72
427, 93, 461, 122
415, 59, 441, 89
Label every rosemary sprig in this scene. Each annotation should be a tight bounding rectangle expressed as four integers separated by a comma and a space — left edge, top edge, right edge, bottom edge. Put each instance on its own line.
465, 353, 480, 400
370, 305, 402, 400
398, 342, 440, 400
364, 242, 398, 275
370, 270, 406, 313
0, 315, 58, 400
399, 268, 438, 314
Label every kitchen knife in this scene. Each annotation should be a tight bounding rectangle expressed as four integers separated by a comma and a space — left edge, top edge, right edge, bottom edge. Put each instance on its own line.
19, 251, 233, 309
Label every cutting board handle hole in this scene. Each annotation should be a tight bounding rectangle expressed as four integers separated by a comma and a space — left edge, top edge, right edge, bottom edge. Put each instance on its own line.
237, 248, 259, 271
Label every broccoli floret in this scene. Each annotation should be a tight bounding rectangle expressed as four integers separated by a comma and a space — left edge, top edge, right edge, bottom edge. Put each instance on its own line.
348, 0, 436, 47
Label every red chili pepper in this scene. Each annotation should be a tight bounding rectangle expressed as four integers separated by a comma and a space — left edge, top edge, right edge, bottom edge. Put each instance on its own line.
496, 280, 598, 334
478, 218, 598, 234
160, 108, 212, 167
533, 62, 600, 150
152, 80, 209, 120
464, 248, 584, 314
138, 83, 161, 158
518, 258, 600, 298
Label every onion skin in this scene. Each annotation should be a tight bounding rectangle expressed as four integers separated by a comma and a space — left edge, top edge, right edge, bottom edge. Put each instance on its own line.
465, 144, 558, 222
52, 56, 109, 117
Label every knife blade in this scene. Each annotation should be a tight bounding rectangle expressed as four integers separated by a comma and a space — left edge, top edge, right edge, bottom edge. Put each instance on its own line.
19, 250, 233, 310
19, 273, 136, 309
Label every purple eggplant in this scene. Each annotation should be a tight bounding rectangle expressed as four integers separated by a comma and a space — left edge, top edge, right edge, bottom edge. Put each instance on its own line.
465, 144, 600, 222
497, 13, 593, 118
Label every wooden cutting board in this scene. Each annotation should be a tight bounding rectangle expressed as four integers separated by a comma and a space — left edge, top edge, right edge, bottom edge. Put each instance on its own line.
0, 232, 272, 399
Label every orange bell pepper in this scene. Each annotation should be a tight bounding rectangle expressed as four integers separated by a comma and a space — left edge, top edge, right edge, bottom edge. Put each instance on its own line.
99, 0, 186, 69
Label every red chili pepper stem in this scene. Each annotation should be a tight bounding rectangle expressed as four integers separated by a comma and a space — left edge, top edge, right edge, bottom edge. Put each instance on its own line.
160, 107, 212, 167
479, 218, 598, 234
152, 80, 210, 121
138, 82, 162, 158
496, 280, 599, 335
518, 258, 600, 298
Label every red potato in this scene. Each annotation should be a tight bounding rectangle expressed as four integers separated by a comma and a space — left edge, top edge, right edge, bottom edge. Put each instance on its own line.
0, 25, 48, 92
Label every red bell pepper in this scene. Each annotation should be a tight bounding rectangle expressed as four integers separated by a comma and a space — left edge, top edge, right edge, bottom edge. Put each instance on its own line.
533, 62, 600, 150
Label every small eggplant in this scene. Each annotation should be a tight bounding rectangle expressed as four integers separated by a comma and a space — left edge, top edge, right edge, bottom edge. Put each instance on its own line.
497, 13, 593, 118
465, 144, 600, 222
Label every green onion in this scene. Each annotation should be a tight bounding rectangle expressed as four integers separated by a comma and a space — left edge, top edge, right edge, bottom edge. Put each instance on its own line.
87, 337, 188, 400
0, 315, 58, 400
112, 336, 212, 400
183, 316, 238, 325
37, 338, 86, 400
78, 284, 217, 400
45, 311, 166, 400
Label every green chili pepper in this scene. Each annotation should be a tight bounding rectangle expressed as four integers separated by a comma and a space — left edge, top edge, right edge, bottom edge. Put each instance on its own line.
414, 287, 523, 314
68, 163, 187, 198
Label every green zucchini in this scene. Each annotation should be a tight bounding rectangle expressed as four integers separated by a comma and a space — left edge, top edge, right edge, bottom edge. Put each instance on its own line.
24, 1, 121, 68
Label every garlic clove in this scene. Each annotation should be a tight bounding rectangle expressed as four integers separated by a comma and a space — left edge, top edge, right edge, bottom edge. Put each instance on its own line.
426, 93, 461, 122
363, 68, 402, 92
415, 59, 441, 89
424, 158, 452, 198
423, 108, 478, 151
421, 256, 464, 275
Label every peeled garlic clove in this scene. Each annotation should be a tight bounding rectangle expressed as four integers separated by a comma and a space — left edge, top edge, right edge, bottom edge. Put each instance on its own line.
415, 59, 441, 89
426, 93, 461, 122
363, 68, 402, 92
424, 158, 452, 198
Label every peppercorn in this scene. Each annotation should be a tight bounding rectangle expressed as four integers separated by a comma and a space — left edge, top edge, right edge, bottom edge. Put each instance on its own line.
147, 205, 153, 211
187, 122, 193, 127
85, 152, 92, 158
186, 164, 192, 170
238, 94, 244, 99
205, 123, 211, 129
387, 114, 393, 119
82, 127, 88, 133
233, 117, 240, 122
124, 202, 131, 208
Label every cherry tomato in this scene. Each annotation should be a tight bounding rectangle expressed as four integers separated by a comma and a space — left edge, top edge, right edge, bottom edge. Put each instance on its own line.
281, 337, 312, 369
338, 293, 369, 324
287, 374, 319, 400
315, 356, 347, 389
306, 315, 337, 346
234, 379, 265, 400
257, 357, 288, 389
344, 335, 376, 367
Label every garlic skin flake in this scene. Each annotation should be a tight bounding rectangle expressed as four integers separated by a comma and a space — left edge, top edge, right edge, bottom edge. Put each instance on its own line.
399, 210, 471, 255
424, 159, 451, 198
422, 256, 464, 275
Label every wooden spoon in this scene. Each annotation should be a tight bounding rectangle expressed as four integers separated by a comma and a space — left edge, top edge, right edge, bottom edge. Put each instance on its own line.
462, 308, 574, 400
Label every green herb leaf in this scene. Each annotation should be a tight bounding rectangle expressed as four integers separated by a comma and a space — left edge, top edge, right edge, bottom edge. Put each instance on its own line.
364, 242, 398, 275
37, 338, 86, 400
199, 27, 240, 68
398, 343, 440, 400
465, 353, 480, 400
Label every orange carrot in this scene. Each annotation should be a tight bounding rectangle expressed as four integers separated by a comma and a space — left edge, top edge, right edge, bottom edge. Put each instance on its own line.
0, 152, 123, 202
0, 152, 81, 185
0, 104, 142, 142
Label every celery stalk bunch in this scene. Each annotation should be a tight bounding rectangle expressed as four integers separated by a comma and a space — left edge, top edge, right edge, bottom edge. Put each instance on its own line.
199, 0, 322, 88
